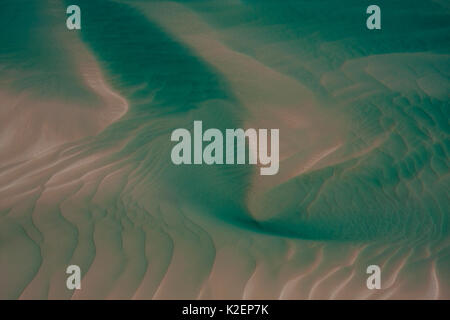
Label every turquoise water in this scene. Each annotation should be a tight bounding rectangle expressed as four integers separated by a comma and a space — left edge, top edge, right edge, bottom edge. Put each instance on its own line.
0, 0, 448, 299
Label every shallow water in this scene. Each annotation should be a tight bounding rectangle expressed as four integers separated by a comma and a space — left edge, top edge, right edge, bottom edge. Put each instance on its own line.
0, 0, 449, 299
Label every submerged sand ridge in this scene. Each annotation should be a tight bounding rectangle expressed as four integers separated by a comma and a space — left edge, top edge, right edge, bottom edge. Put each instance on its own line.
0, 0, 448, 299
0, 0, 128, 166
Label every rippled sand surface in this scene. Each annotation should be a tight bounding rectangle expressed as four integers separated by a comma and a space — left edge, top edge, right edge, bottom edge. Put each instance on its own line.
0, 0, 449, 299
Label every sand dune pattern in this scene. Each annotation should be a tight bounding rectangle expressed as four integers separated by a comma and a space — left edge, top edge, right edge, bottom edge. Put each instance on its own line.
0, 0, 449, 299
